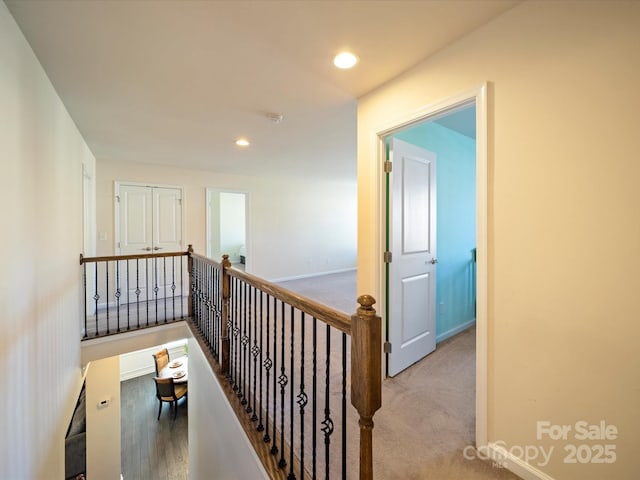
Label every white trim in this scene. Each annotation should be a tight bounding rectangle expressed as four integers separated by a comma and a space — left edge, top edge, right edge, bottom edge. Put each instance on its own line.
373, 83, 489, 449
436, 318, 476, 344
270, 267, 356, 284
487, 442, 557, 480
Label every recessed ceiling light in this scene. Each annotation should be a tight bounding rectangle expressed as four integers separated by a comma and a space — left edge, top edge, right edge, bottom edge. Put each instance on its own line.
235, 138, 250, 147
333, 51, 358, 69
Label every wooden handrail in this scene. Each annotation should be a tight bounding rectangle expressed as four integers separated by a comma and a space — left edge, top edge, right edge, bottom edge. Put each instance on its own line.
189, 251, 352, 334
79, 250, 188, 264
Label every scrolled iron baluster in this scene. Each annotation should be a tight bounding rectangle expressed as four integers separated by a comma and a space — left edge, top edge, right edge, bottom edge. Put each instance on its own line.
270, 297, 278, 456
277, 301, 288, 469
105, 260, 109, 334
322, 323, 333, 480
240, 281, 249, 403
262, 294, 272, 442
250, 285, 259, 418
342, 331, 347, 479
287, 305, 296, 479
257, 291, 264, 431
312, 317, 318, 479
296, 312, 308, 479
94, 262, 99, 336
115, 260, 121, 332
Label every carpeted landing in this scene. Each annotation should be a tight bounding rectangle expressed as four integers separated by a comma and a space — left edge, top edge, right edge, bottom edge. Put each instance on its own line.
278, 271, 520, 479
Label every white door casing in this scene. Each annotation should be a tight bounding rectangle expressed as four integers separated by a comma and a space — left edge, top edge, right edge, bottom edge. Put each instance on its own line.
388, 138, 437, 377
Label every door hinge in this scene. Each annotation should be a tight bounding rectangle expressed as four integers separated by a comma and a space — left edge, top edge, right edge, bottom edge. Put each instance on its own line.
115, 195, 120, 203
384, 342, 392, 354
383, 251, 392, 263
384, 160, 392, 173
117, 241, 121, 249
178, 198, 182, 206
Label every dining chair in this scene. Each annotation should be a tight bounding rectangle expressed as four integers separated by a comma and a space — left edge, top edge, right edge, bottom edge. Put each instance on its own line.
152, 348, 169, 375
153, 377, 188, 420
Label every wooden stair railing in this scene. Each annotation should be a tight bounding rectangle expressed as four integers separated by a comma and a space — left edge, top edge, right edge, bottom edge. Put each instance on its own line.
187, 247, 382, 480
79, 250, 190, 338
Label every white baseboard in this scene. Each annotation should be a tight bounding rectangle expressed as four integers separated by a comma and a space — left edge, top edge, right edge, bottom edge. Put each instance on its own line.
436, 318, 476, 343
271, 267, 356, 283
488, 442, 556, 480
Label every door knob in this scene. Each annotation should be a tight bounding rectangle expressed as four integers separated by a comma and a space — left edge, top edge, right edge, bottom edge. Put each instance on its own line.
153, 246, 163, 251
142, 247, 152, 251
430, 258, 438, 264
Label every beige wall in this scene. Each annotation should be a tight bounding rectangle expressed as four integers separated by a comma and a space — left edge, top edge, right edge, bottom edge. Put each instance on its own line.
0, 3, 96, 478
358, 1, 640, 479
97, 159, 356, 281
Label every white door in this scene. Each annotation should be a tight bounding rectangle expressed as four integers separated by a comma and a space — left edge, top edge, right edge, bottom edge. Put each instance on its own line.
388, 138, 437, 376
117, 184, 183, 301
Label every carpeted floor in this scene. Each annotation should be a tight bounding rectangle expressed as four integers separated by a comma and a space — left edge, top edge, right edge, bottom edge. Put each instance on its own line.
278, 271, 520, 479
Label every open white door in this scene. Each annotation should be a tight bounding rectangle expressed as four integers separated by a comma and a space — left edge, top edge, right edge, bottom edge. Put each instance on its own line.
388, 138, 437, 376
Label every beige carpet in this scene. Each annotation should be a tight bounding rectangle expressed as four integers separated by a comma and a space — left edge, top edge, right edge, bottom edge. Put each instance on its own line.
278, 271, 520, 479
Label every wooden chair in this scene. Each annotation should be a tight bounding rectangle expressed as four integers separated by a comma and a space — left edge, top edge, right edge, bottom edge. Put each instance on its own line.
153, 377, 187, 420
152, 348, 169, 375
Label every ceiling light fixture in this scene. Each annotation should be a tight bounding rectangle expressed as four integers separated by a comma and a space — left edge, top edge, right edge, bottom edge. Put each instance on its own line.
235, 138, 250, 147
333, 51, 358, 69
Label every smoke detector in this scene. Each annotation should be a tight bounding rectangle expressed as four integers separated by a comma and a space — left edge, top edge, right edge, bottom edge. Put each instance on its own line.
266, 112, 284, 124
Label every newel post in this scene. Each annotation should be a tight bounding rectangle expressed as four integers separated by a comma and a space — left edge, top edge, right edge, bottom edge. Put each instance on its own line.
220, 254, 232, 375
187, 244, 194, 318
351, 295, 382, 480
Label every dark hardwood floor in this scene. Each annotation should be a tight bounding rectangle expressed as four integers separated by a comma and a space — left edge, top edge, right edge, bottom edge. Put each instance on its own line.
121, 373, 188, 480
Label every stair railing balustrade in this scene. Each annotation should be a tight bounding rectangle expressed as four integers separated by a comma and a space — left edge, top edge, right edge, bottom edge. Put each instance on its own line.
188, 247, 381, 480
79, 250, 189, 338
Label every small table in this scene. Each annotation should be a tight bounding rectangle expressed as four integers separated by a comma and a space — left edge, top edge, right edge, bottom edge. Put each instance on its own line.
159, 355, 188, 384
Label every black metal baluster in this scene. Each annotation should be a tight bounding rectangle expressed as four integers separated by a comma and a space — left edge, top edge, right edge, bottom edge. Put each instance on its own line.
208, 264, 213, 346
278, 301, 287, 469
257, 291, 265, 431
171, 256, 176, 320
251, 287, 260, 422
271, 297, 278, 456
115, 260, 121, 332
83, 263, 87, 338
145, 258, 149, 327
240, 282, 248, 404
342, 332, 347, 479
249, 286, 258, 417
297, 312, 307, 479
180, 253, 184, 319
263, 294, 271, 443
93, 263, 99, 336
126, 260, 130, 330
312, 317, 318, 478
288, 305, 295, 479
163, 256, 167, 322
213, 266, 219, 357
233, 278, 241, 391
136, 259, 141, 328
322, 324, 333, 480
105, 261, 110, 335
154, 257, 159, 325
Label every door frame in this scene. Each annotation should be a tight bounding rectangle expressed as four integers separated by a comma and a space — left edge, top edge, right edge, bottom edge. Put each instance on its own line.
114, 181, 185, 255
205, 187, 250, 269
374, 83, 488, 447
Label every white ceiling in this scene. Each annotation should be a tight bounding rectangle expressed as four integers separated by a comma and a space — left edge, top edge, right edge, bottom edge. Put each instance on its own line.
6, 0, 518, 178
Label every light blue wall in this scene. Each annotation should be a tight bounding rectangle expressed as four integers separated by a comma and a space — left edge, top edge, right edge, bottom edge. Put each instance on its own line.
393, 119, 476, 341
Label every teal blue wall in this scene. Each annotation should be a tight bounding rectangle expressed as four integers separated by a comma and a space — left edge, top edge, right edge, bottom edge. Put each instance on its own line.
393, 120, 476, 341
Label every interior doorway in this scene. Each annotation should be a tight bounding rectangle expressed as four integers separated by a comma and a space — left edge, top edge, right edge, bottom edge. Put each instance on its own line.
206, 189, 249, 270
377, 84, 488, 446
